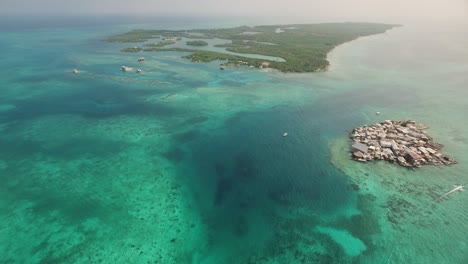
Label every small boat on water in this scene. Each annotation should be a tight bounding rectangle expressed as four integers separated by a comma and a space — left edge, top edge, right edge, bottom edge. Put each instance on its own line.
219, 65, 225, 70
72, 69, 79, 74
283, 132, 288, 137
121, 66, 132, 72
138, 57, 145, 62
136, 69, 142, 73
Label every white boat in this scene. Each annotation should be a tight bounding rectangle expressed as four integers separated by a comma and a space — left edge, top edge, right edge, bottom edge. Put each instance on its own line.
136, 69, 142, 73
138, 57, 145, 62
121, 66, 132, 72
72, 69, 79, 74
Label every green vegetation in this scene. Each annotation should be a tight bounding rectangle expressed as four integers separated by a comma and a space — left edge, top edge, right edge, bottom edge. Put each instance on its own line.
121, 47, 142, 52
186, 40, 209, 46
183, 50, 262, 67
107, 29, 159, 42
108, 23, 397, 72
106, 30, 208, 42
140, 47, 259, 64
144, 40, 176, 48
142, 47, 193, 52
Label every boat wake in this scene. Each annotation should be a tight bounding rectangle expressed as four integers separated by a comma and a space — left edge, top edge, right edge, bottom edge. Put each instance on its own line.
437, 185, 464, 201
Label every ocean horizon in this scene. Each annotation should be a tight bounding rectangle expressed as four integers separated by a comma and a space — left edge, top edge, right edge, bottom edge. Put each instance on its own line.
0, 15, 467, 263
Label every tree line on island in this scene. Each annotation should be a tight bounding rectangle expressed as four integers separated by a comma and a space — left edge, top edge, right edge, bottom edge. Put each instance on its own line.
107, 23, 398, 73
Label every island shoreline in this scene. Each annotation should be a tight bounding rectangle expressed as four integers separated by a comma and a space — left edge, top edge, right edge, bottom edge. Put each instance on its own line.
106, 22, 398, 73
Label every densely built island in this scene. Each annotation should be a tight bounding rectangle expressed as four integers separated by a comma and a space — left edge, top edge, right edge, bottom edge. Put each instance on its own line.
106, 23, 397, 72
349, 120, 457, 168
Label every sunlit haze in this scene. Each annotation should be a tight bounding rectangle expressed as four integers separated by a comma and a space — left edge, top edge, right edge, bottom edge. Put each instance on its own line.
1, 0, 467, 22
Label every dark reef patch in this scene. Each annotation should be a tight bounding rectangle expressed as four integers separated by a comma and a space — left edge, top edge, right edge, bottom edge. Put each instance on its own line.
0, 139, 48, 159
349, 183, 360, 191
382, 195, 416, 229
183, 116, 208, 125
233, 152, 258, 179
172, 130, 199, 143
172, 104, 361, 263
0, 137, 129, 160
47, 137, 130, 159
268, 189, 292, 206
0, 82, 181, 122
233, 215, 249, 236
219, 80, 245, 87
213, 176, 233, 205
214, 162, 226, 177
162, 147, 185, 162
224, 111, 245, 126
1, 173, 121, 227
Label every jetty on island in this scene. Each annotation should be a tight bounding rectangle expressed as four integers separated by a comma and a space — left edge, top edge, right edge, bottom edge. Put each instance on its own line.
349, 120, 457, 168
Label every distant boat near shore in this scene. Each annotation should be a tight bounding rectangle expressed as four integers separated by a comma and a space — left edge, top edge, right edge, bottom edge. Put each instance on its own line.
121, 66, 132, 72
72, 69, 79, 74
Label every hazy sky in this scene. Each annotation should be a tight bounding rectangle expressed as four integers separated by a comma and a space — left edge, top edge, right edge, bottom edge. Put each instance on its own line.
1, 0, 467, 22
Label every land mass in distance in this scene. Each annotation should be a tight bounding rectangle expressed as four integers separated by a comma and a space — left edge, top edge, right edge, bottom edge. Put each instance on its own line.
107, 23, 398, 73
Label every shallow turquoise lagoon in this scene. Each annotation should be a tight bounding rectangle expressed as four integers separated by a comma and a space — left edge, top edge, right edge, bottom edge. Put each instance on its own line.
0, 18, 467, 263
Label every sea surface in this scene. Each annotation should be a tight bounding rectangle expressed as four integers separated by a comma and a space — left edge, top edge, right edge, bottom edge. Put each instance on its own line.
0, 16, 467, 263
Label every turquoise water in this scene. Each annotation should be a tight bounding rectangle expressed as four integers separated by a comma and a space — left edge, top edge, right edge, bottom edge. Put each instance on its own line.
0, 17, 467, 263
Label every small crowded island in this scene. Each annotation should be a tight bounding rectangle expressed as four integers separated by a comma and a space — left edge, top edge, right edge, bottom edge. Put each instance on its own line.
106, 23, 397, 73
349, 120, 457, 168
